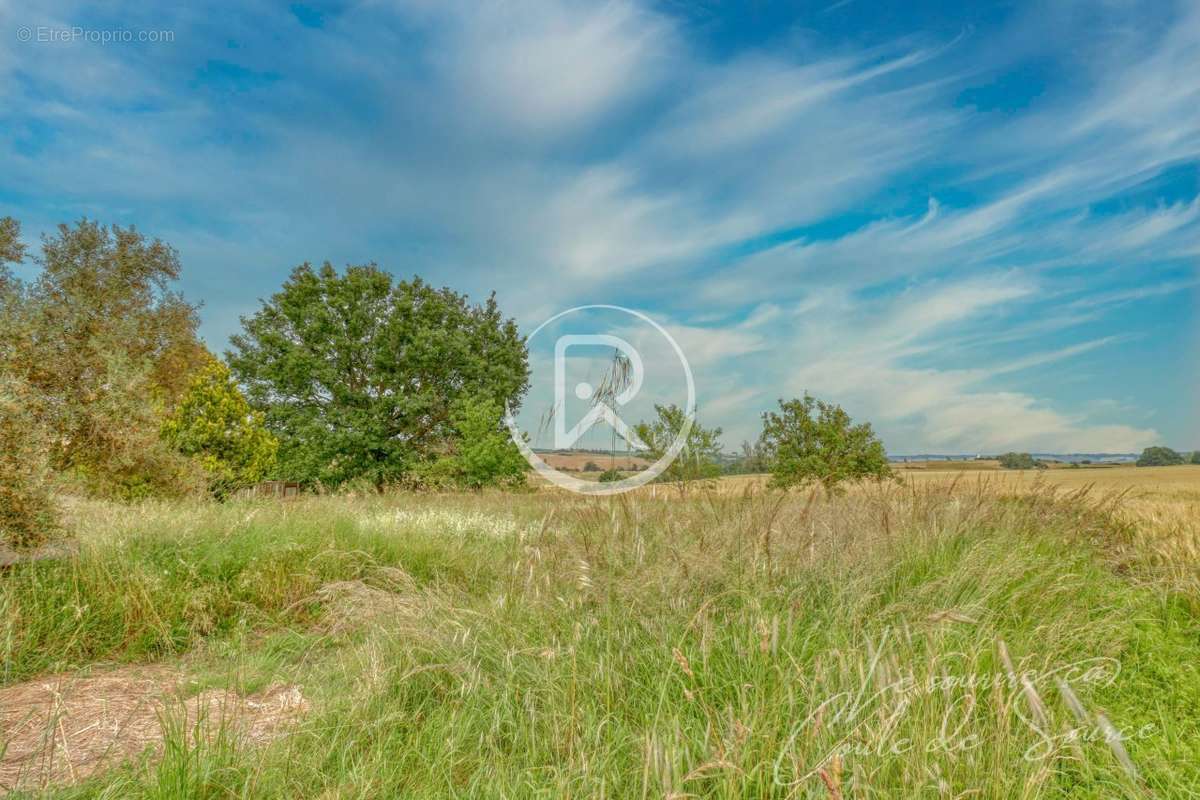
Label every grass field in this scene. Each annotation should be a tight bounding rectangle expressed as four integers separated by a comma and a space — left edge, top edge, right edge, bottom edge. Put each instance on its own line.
3, 468, 1200, 797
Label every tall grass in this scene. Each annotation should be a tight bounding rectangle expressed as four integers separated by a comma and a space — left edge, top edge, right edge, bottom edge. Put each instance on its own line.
7, 484, 1200, 798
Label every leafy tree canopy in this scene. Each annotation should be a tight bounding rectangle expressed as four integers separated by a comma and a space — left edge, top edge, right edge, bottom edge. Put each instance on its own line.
1192, 451, 1200, 465
1136, 446, 1184, 467
162, 359, 279, 497
0, 217, 23, 293
228, 263, 528, 489
0, 219, 208, 498
758, 394, 892, 493
438, 395, 528, 489
998, 452, 1042, 470
633, 404, 723, 487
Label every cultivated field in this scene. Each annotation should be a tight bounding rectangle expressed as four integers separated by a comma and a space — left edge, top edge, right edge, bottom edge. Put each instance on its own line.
535, 451, 653, 472
3, 468, 1199, 797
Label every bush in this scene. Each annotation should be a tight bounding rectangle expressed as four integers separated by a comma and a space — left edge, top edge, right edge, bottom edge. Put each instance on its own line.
758, 394, 891, 492
447, 395, 527, 489
407, 396, 527, 490
162, 359, 278, 497
1191, 451, 1200, 465
1137, 446, 1184, 467
582, 461, 602, 472
597, 469, 623, 483
0, 376, 58, 548
998, 452, 1041, 470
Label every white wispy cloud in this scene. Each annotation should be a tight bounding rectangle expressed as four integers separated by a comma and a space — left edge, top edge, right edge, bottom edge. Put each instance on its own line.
1, 0, 1195, 451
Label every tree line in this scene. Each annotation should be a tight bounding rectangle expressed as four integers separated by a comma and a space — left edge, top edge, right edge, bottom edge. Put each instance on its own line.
2, 217, 896, 547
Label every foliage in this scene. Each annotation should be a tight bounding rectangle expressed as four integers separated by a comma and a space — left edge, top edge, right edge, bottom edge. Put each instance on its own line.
632, 404, 723, 486
228, 263, 528, 490
1136, 446, 1185, 467
597, 468, 623, 482
0, 375, 58, 548
77, 352, 209, 500
999, 452, 1043, 470
416, 395, 527, 490
1192, 451, 1200, 465
758, 393, 892, 492
725, 438, 770, 474
0, 216, 24, 292
582, 461, 602, 473
162, 359, 279, 497
0, 220, 208, 498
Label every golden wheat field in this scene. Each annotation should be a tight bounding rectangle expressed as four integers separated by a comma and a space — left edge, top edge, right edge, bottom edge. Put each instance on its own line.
708, 465, 1200, 583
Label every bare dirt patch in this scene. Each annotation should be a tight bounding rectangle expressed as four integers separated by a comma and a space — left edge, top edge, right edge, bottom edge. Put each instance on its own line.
0, 663, 307, 792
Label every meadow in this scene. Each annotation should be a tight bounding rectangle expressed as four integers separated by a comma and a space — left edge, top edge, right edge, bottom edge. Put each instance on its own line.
2, 468, 1200, 798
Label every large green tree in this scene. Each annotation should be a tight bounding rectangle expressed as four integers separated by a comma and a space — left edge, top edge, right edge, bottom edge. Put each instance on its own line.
758, 394, 892, 493
228, 264, 528, 489
1136, 446, 1184, 467
0, 219, 207, 498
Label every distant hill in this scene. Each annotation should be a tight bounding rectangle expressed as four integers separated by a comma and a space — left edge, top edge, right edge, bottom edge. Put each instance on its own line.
532, 449, 651, 472
888, 453, 1139, 464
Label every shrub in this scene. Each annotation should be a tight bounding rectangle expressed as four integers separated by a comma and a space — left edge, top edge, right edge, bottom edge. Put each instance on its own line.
597, 469, 623, 483
1191, 451, 1200, 465
162, 359, 279, 497
447, 395, 527, 489
758, 394, 891, 493
407, 396, 527, 490
1137, 446, 1184, 467
582, 461, 602, 472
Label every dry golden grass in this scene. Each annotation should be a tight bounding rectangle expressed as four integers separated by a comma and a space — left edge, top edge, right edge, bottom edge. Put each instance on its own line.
5, 467, 1199, 796
710, 465, 1200, 595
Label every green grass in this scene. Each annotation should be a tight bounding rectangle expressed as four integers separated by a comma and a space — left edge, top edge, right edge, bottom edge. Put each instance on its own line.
6, 486, 1200, 798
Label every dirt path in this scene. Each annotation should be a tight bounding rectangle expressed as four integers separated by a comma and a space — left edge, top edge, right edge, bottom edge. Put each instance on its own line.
0, 663, 306, 792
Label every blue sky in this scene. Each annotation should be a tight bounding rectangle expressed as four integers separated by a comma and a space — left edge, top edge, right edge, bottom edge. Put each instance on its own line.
1, 0, 1196, 453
